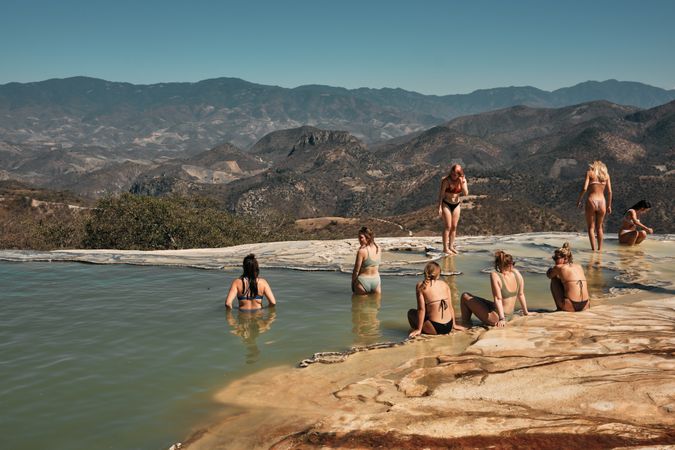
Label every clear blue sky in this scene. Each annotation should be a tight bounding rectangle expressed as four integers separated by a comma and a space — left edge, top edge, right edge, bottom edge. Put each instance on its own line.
1, 0, 674, 94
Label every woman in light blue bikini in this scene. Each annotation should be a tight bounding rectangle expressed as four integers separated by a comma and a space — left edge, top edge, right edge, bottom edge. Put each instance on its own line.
352, 227, 382, 295
225, 254, 276, 310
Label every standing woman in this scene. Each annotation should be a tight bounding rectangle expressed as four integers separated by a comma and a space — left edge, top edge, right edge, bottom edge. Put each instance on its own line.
352, 226, 382, 295
576, 160, 612, 251
225, 254, 276, 310
460, 251, 531, 327
618, 200, 654, 245
438, 164, 468, 254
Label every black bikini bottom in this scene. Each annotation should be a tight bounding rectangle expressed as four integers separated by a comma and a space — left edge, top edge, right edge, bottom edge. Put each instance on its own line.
442, 199, 460, 212
567, 299, 589, 312
429, 319, 453, 334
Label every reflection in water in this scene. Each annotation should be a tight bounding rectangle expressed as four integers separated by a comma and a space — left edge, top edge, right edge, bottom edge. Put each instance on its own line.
586, 252, 607, 298
616, 246, 649, 285
225, 308, 277, 364
351, 294, 382, 345
439, 256, 460, 311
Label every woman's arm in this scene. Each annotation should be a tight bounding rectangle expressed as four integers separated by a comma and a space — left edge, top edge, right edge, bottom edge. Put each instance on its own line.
546, 264, 562, 280
409, 286, 426, 338
460, 176, 468, 196
490, 273, 506, 327
225, 279, 239, 309
437, 177, 447, 216
261, 279, 277, 306
630, 210, 653, 233
576, 171, 590, 208
606, 175, 613, 214
515, 271, 530, 315
352, 249, 364, 288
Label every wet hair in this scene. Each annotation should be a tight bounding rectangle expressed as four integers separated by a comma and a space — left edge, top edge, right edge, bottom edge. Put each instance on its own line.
626, 199, 652, 213
241, 253, 259, 297
589, 160, 608, 182
422, 261, 441, 289
494, 250, 514, 273
553, 242, 573, 264
358, 226, 379, 251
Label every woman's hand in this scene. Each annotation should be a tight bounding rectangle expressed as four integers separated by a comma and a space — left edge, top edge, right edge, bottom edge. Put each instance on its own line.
495, 318, 506, 328
408, 329, 422, 338
438, 205, 443, 217
577, 201, 582, 209
608, 205, 612, 214
647, 227, 654, 234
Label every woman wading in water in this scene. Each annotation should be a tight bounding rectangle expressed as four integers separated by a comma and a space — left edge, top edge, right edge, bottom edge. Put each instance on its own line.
576, 160, 612, 251
546, 243, 590, 312
618, 200, 654, 245
460, 251, 531, 327
408, 261, 465, 337
438, 164, 468, 254
352, 227, 382, 295
225, 254, 277, 310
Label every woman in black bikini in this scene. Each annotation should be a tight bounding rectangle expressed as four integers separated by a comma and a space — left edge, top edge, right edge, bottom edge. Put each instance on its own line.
408, 261, 465, 337
546, 243, 590, 312
225, 254, 277, 310
576, 160, 612, 251
618, 200, 653, 245
460, 250, 531, 328
438, 164, 468, 254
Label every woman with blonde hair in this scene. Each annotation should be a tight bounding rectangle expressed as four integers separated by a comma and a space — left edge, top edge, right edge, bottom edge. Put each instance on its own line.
408, 261, 465, 337
438, 164, 468, 254
576, 160, 612, 251
546, 243, 590, 312
352, 226, 382, 295
460, 250, 531, 327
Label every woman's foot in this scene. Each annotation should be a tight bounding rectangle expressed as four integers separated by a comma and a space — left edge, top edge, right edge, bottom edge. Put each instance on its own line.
450, 247, 459, 254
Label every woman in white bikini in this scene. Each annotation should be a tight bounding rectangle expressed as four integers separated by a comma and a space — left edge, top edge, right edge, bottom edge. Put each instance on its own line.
618, 200, 653, 245
352, 227, 382, 295
576, 160, 612, 251
460, 250, 531, 327
225, 254, 276, 310
408, 261, 465, 337
438, 164, 468, 254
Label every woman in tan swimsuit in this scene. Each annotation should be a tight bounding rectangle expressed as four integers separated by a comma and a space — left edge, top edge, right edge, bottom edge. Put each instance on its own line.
576, 161, 612, 251
437, 164, 468, 255
546, 243, 590, 312
618, 200, 653, 245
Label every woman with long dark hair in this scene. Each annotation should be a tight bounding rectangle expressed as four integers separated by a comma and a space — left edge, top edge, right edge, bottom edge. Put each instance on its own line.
618, 200, 654, 245
352, 226, 382, 295
460, 250, 531, 327
438, 164, 468, 254
225, 254, 276, 310
576, 160, 612, 251
408, 261, 465, 337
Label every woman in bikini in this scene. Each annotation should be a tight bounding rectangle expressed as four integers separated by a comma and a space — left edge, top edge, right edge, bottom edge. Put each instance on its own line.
576, 160, 612, 251
408, 261, 465, 337
438, 164, 468, 254
352, 226, 382, 295
546, 243, 590, 312
460, 250, 531, 327
618, 200, 653, 245
225, 254, 277, 310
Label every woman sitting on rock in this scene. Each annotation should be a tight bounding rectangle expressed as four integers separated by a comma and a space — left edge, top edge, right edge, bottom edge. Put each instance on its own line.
225, 254, 276, 310
460, 250, 531, 327
546, 243, 590, 312
408, 261, 465, 337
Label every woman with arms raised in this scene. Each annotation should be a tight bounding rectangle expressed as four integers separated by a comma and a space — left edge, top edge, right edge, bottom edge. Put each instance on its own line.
576, 160, 612, 251
460, 250, 531, 327
225, 254, 276, 310
352, 226, 382, 295
408, 261, 465, 337
438, 164, 468, 255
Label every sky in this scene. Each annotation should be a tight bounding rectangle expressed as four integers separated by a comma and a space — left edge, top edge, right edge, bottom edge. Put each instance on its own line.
1, 0, 674, 95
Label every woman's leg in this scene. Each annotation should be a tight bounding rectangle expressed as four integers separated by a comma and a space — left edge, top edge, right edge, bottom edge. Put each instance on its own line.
407, 309, 437, 335
449, 205, 461, 253
584, 202, 597, 251
619, 230, 639, 245
550, 278, 567, 311
441, 206, 453, 253
460, 292, 498, 326
635, 230, 648, 244
352, 279, 368, 295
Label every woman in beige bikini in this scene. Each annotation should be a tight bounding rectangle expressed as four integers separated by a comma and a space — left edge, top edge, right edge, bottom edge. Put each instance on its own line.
576, 161, 612, 251
546, 243, 590, 312
408, 261, 465, 337
438, 164, 468, 254
460, 250, 531, 327
352, 227, 382, 295
618, 200, 653, 245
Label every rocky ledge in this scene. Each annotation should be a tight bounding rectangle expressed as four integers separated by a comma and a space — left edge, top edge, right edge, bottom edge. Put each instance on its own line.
182, 295, 674, 449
